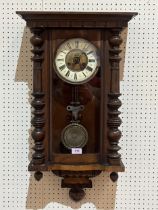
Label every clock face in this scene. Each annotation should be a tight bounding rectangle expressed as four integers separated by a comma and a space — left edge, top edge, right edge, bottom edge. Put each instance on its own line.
54, 38, 100, 84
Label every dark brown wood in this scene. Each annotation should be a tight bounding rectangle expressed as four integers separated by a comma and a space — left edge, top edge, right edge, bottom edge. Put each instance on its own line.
17, 11, 137, 201
107, 29, 123, 165
29, 162, 125, 171
34, 171, 43, 181
30, 28, 45, 174
100, 30, 110, 165
16, 11, 137, 28
69, 187, 85, 202
52, 153, 99, 164
55, 169, 100, 201
110, 172, 118, 182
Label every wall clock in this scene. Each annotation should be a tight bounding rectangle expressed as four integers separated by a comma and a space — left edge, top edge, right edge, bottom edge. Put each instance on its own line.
17, 11, 137, 201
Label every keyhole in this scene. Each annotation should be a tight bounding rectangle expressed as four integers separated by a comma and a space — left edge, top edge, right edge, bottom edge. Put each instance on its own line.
67, 106, 71, 111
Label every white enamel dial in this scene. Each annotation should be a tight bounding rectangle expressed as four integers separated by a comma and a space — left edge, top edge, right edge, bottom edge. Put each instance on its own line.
54, 38, 100, 84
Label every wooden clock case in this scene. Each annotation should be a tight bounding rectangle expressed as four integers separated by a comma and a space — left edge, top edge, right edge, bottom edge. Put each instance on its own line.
17, 12, 137, 201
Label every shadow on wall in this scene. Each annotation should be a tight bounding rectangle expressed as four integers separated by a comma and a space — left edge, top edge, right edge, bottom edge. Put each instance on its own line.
26, 172, 117, 210
16, 27, 118, 210
120, 28, 128, 81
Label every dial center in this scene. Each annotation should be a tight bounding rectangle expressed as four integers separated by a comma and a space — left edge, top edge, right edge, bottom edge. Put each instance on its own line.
65, 49, 88, 71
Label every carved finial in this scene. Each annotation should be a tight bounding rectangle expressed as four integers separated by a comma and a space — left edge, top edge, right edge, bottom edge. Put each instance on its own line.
30, 28, 45, 172
69, 187, 85, 202
108, 28, 123, 163
110, 172, 118, 182
34, 171, 43, 181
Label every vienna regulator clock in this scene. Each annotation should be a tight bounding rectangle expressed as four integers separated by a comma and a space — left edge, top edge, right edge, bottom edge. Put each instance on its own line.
17, 11, 137, 201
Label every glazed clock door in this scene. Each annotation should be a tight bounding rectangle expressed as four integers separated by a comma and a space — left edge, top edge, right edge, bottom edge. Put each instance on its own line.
49, 29, 105, 162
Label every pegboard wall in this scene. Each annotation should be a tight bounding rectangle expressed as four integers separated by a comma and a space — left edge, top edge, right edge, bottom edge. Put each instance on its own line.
0, 1, 158, 210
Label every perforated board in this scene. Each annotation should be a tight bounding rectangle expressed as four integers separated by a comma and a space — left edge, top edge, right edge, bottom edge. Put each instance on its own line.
0, 1, 158, 210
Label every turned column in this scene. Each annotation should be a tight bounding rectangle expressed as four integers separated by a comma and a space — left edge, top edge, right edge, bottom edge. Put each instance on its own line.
107, 28, 123, 165
30, 28, 45, 170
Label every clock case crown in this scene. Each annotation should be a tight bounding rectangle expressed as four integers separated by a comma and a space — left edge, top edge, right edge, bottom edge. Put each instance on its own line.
17, 11, 137, 201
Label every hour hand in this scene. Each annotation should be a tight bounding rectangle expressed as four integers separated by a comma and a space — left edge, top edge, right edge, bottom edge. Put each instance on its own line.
67, 105, 84, 121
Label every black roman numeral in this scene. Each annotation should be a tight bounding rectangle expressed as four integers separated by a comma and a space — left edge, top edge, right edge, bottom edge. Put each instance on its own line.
75, 41, 79, 48
88, 59, 95, 62
82, 72, 87, 77
74, 73, 77, 80
61, 51, 66, 54
57, 58, 64, 61
87, 51, 93, 55
86, 66, 93, 71
65, 70, 70, 77
67, 42, 71, 50
59, 65, 66, 71
83, 44, 89, 51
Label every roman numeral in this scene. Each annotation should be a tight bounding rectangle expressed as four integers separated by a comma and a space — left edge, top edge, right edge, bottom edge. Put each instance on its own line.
59, 65, 66, 71
67, 42, 71, 50
87, 51, 93, 55
88, 59, 95, 62
60, 51, 66, 54
83, 44, 89, 51
65, 70, 70, 77
74, 73, 77, 80
86, 66, 93, 71
82, 72, 87, 77
75, 41, 79, 48
57, 58, 64, 61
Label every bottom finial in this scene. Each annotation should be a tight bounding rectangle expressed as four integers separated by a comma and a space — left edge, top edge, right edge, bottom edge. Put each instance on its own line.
34, 171, 43, 181
69, 187, 85, 201
110, 172, 118, 182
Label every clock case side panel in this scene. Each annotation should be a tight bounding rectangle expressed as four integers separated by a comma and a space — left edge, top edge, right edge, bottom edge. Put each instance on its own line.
107, 28, 125, 170
28, 29, 50, 173
99, 29, 110, 166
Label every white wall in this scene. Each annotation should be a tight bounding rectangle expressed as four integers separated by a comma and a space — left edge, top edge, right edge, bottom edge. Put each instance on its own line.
0, 0, 158, 209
